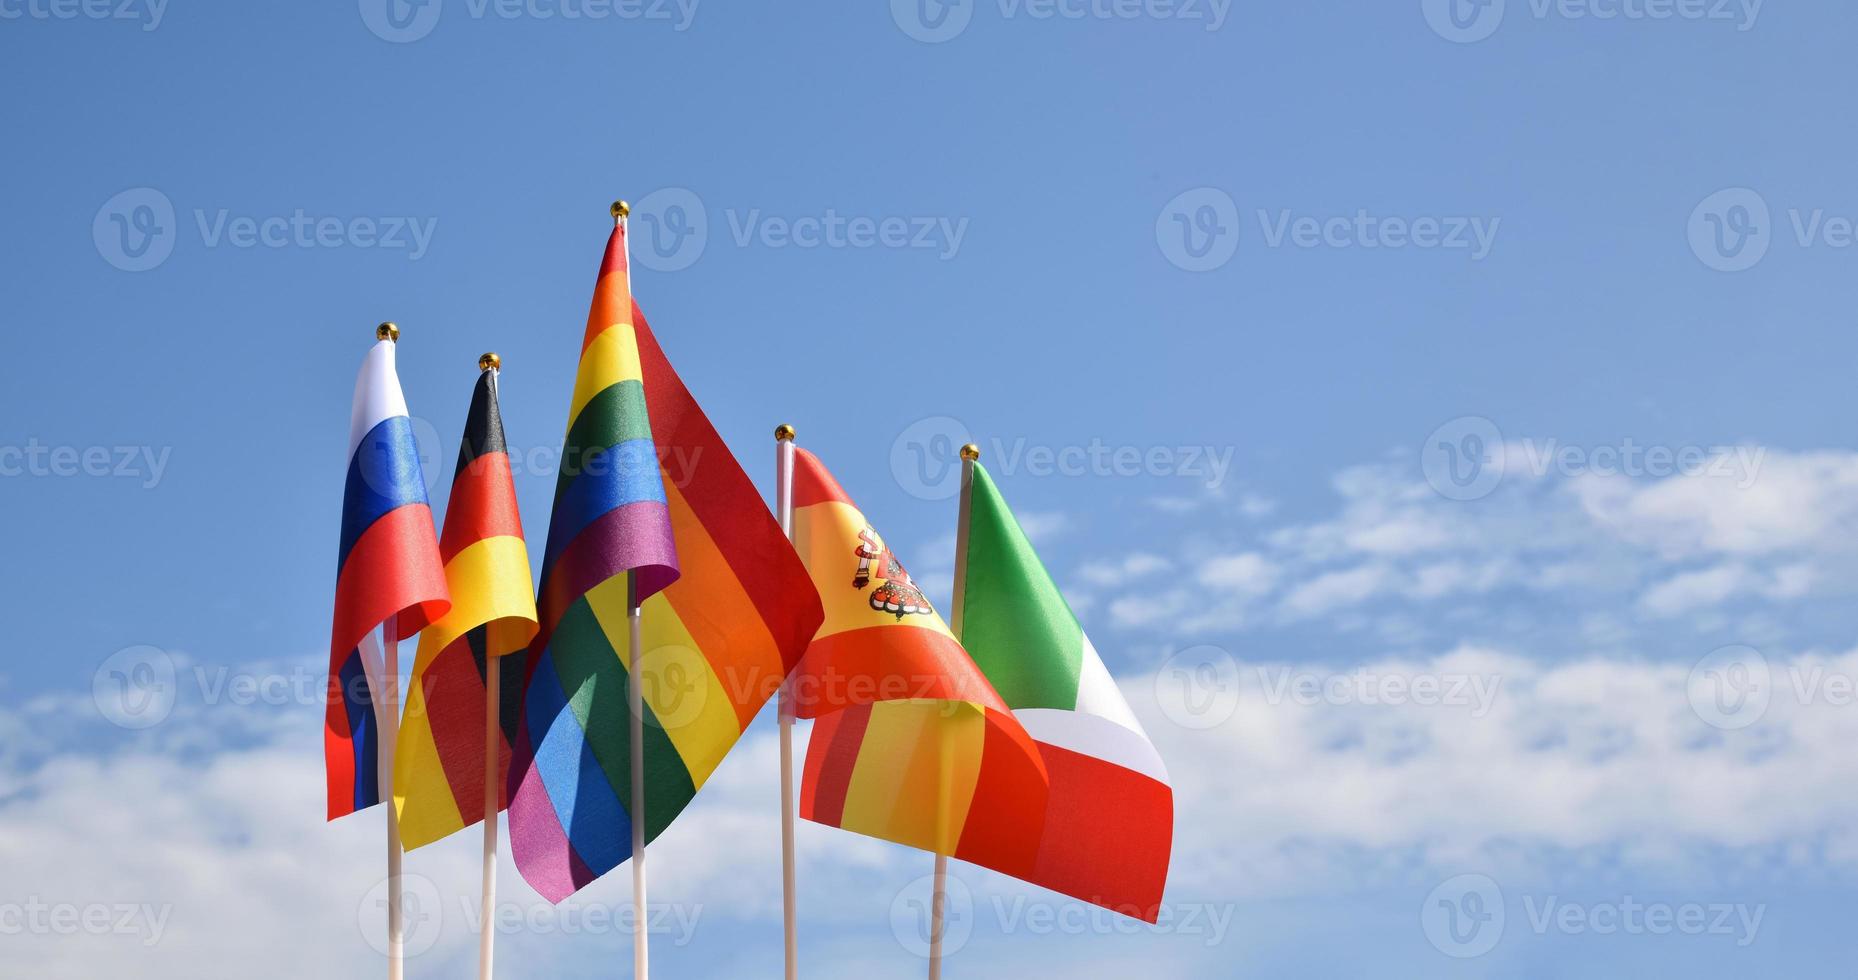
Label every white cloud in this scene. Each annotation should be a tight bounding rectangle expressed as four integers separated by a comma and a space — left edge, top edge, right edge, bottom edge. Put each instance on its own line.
1142, 645, 1858, 898
1078, 553, 1172, 588
13, 636, 1858, 976
1099, 447, 1858, 638
1571, 450, 1858, 559
1013, 510, 1069, 544
1280, 565, 1391, 620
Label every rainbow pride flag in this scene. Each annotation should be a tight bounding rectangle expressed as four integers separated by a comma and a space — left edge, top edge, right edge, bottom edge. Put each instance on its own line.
325, 334, 450, 821
509, 222, 824, 902
792, 449, 1050, 878
394, 361, 540, 850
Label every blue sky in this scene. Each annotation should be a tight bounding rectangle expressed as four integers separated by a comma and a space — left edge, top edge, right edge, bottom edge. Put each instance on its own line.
5, 1, 1858, 976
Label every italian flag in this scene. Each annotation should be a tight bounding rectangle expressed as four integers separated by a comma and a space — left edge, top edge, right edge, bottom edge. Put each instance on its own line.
953, 461, 1174, 922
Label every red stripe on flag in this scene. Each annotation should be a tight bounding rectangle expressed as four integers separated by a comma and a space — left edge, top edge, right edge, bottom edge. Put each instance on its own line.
329, 503, 449, 657
438, 453, 524, 564
1027, 741, 1173, 923
632, 303, 824, 671
799, 705, 868, 827
791, 448, 855, 509
950, 706, 1050, 879
791, 626, 1012, 718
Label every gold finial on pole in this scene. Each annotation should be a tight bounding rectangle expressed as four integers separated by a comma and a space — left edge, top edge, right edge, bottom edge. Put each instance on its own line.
774, 424, 797, 443
959, 443, 981, 461
377, 322, 399, 342
611, 200, 630, 223
479, 352, 501, 371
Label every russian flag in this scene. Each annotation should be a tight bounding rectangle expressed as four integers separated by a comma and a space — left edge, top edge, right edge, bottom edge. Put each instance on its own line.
326, 334, 450, 821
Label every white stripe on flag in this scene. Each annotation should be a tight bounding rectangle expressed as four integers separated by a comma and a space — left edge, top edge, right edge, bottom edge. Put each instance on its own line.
347, 339, 410, 459
1016, 708, 1170, 785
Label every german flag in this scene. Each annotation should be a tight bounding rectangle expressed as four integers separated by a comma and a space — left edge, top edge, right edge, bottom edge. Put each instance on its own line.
394, 360, 540, 849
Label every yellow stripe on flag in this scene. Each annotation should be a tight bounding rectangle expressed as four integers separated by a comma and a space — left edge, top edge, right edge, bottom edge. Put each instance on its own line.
395, 682, 468, 848
567, 322, 642, 425
840, 699, 987, 854
582, 577, 751, 794
412, 535, 539, 674
795, 500, 959, 643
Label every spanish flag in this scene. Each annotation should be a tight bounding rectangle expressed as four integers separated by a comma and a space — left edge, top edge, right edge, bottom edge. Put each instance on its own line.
793, 449, 1049, 878
393, 360, 540, 850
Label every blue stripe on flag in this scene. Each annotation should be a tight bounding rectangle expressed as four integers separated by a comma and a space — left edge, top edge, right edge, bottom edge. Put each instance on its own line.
338, 416, 429, 572
523, 649, 632, 875
540, 438, 667, 569
338, 648, 380, 812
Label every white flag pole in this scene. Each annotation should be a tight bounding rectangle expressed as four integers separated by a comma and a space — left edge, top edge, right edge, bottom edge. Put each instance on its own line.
479, 647, 502, 977
774, 423, 799, 980
476, 356, 506, 980
629, 570, 650, 979
615, 201, 652, 980
929, 443, 980, 980
380, 612, 406, 980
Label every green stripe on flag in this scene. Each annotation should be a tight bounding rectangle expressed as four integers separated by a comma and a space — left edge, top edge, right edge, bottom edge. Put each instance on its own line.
549, 595, 698, 841
956, 463, 1085, 711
